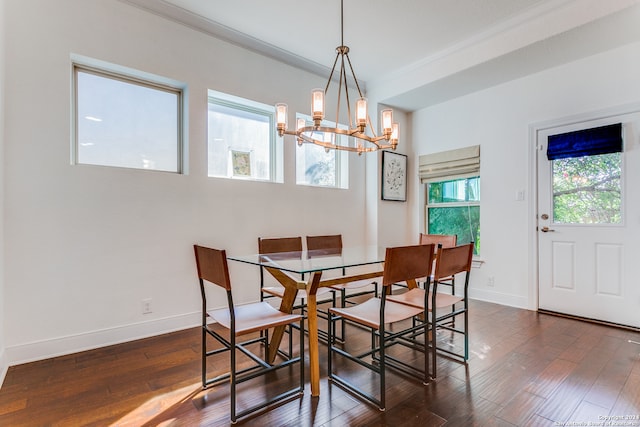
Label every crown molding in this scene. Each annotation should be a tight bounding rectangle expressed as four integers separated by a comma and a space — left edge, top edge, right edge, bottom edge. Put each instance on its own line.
118, 0, 361, 88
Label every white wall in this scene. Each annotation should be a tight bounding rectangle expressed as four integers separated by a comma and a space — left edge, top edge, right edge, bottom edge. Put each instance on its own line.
373, 107, 417, 248
0, 0, 7, 384
412, 39, 640, 309
2, 0, 400, 365
12, 0, 637, 371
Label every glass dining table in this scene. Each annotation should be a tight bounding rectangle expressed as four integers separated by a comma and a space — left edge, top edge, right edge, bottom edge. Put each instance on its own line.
228, 245, 387, 397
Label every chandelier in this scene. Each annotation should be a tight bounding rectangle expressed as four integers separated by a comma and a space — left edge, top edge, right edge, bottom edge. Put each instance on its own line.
275, 0, 399, 155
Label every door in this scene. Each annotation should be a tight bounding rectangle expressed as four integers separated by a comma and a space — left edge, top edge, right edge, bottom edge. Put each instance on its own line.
537, 112, 640, 328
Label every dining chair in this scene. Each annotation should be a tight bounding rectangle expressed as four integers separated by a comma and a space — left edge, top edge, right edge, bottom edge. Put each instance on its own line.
327, 244, 436, 410
258, 236, 335, 344
418, 233, 457, 286
418, 233, 458, 321
258, 236, 303, 305
387, 242, 474, 379
194, 245, 304, 424
306, 234, 380, 339
419, 233, 457, 248
258, 235, 335, 306
306, 234, 379, 303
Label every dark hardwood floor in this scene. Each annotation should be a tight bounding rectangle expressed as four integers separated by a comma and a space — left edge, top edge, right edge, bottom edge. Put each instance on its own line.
1, 300, 639, 426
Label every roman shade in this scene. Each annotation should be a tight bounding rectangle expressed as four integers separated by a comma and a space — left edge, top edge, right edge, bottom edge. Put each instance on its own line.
419, 145, 480, 182
547, 123, 622, 160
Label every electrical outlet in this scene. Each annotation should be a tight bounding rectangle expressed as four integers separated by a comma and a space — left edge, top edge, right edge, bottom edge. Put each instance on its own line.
142, 298, 152, 314
487, 276, 495, 287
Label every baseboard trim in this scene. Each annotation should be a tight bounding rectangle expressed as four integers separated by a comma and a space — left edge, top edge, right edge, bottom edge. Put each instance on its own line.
5, 311, 200, 368
0, 349, 7, 388
538, 309, 640, 332
469, 288, 528, 309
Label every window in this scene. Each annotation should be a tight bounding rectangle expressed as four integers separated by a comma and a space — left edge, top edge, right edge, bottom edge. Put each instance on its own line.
552, 154, 622, 224
207, 91, 281, 182
427, 177, 480, 254
295, 115, 348, 189
419, 145, 481, 255
547, 123, 623, 224
74, 65, 183, 172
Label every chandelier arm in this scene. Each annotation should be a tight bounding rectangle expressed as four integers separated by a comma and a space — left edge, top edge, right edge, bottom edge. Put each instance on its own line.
365, 115, 377, 138
300, 126, 391, 143
335, 54, 345, 129
284, 126, 395, 153
297, 131, 360, 153
344, 53, 365, 99
325, 52, 341, 94
352, 130, 391, 143
341, 55, 354, 130
297, 130, 379, 154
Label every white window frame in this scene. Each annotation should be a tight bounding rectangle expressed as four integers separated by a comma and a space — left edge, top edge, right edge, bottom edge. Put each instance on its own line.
207, 90, 281, 182
72, 63, 184, 173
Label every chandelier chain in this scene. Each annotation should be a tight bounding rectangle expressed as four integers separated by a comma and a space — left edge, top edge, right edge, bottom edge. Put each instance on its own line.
341, 0, 344, 47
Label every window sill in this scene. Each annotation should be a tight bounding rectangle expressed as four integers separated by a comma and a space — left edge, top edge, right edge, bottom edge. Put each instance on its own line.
472, 258, 485, 268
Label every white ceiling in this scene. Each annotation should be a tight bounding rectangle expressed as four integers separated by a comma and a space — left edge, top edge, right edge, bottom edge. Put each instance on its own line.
149, 0, 551, 81
122, 0, 640, 111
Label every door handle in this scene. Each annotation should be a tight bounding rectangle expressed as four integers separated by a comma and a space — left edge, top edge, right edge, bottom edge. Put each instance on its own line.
540, 226, 555, 232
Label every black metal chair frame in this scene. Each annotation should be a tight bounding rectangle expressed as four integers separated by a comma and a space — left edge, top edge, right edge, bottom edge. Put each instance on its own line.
196, 245, 305, 424
395, 242, 474, 379
429, 260, 471, 362
327, 244, 436, 410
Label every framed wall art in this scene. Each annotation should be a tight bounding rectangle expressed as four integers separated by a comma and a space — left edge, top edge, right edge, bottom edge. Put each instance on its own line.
381, 150, 407, 202
231, 150, 251, 177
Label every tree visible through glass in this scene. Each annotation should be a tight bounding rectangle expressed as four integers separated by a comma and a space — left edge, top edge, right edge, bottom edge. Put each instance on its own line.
552, 152, 622, 224
428, 177, 480, 255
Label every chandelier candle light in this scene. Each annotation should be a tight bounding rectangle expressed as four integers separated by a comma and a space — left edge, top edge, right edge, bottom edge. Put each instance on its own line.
275, 0, 399, 155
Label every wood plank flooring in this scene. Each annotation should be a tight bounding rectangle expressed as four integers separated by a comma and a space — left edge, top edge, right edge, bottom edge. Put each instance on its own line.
1, 300, 639, 426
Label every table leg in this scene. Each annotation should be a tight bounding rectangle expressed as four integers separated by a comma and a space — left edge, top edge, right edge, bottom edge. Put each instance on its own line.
306, 271, 323, 397
266, 268, 299, 363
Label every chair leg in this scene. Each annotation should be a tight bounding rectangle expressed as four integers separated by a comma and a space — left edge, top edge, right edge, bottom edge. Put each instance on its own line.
340, 289, 346, 340
431, 314, 437, 379
423, 320, 430, 385
288, 323, 293, 358
201, 325, 207, 388
464, 305, 469, 360
299, 316, 305, 392
450, 280, 456, 329
378, 327, 386, 411
230, 333, 237, 424
328, 312, 334, 377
